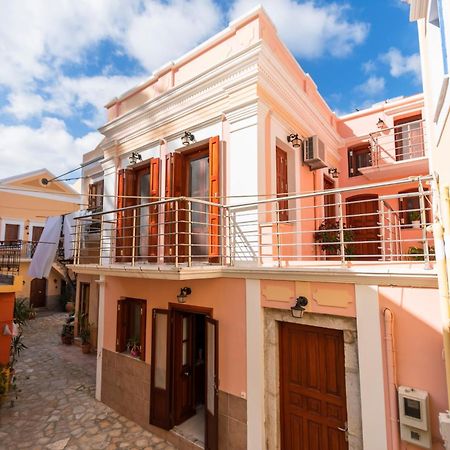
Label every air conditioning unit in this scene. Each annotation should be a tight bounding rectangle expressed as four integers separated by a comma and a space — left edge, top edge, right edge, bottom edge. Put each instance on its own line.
303, 135, 327, 170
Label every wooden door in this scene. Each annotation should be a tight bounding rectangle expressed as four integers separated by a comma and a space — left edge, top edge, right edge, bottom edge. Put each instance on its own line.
205, 317, 218, 450
30, 278, 46, 307
280, 323, 348, 450
172, 310, 195, 425
150, 309, 172, 429
346, 194, 380, 259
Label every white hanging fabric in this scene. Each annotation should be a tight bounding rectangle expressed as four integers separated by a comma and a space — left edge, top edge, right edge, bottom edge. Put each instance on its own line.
63, 213, 76, 260
28, 216, 62, 279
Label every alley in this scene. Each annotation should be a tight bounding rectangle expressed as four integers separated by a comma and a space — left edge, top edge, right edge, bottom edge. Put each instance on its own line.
0, 312, 176, 450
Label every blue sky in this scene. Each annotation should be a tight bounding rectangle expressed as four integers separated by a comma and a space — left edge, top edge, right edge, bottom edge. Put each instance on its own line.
0, 0, 420, 180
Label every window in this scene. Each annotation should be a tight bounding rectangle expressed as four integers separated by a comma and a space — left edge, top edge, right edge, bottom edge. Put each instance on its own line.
116, 298, 147, 361
4, 224, 20, 242
276, 147, 289, 221
394, 115, 424, 161
88, 180, 104, 212
399, 189, 431, 227
348, 144, 371, 177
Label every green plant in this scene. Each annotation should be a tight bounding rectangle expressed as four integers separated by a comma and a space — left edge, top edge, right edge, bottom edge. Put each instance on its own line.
314, 220, 355, 256
80, 322, 91, 345
407, 245, 435, 261
13, 298, 32, 327
408, 210, 421, 222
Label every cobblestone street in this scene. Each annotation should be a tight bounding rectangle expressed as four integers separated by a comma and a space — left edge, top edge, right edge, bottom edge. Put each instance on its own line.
0, 312, 176, 450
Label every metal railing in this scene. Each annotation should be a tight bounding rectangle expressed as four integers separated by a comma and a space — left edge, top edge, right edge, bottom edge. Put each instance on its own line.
0, 241, 21, 274
71, 176, 435, 269
368, 119, 426, 168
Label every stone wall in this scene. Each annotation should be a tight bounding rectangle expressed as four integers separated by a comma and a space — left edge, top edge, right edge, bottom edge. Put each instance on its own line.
101, 349, 248, 449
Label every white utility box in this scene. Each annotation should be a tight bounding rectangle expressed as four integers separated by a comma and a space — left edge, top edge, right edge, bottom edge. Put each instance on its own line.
398, 386, 431, 449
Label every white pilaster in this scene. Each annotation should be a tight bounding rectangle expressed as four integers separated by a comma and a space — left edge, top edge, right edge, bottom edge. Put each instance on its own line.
95, 275, 106, 401
355, 284, 388, 450
246, 279, 265, 450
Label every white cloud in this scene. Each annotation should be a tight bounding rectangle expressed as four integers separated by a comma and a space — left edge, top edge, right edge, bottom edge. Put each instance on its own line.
0, 119, 101, 179
355, 76, 385, 96
362, 60, 376, 74
380, 48, 422, 82
229, 0, 369, 59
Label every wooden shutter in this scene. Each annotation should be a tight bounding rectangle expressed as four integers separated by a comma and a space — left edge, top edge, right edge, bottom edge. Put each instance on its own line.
116, 299, 126, 352
208, 136, 220, 262
116, 168, 136, 262
149, 158, 160, 262
139, 300, 147, 361
205, 317, 219, 450
164, 153, 184, 262
88, 183, 95, 210
276, 147, 288, 222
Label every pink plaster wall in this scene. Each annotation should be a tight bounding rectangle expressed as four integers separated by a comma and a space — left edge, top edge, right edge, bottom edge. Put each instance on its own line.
103, 276, 246, 397
379, 287, 446, 450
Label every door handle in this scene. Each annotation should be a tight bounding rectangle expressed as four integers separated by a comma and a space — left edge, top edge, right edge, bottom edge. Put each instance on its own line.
337, 422, 349, 442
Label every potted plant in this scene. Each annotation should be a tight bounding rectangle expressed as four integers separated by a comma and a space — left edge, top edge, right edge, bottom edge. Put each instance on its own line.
409, 211, 421, 229
61, 324, 74, 345
407, 245, 435, 261
127, 337, 141, 358
314, 220, 354, 257
80, 323, 91, 354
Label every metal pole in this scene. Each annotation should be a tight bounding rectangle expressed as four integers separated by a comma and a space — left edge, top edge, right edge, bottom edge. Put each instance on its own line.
337, 193, 346, 263
131, 209, 137, 266
418, 180, 430, 264
188, 200, 192, 267
175, 200, 179, 267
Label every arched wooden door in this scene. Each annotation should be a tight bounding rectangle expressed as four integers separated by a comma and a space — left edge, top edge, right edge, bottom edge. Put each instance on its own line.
30, 278, 46, 307
346, 194, 380, 260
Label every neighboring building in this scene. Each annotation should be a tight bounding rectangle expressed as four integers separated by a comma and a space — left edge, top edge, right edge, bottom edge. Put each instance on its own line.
71, 8, 444, 450
0, 169, 80, 309
408, 0, 450, 446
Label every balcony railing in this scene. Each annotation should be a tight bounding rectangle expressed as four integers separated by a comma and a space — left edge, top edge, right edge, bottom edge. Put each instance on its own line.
72, 176, 434, 269
0, 241, 21, 275
367, 119, 426, 168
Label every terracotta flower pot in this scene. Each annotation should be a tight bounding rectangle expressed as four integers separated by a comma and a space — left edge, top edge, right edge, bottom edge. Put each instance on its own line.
81, 343, 91, 354
65, 302, 74, 313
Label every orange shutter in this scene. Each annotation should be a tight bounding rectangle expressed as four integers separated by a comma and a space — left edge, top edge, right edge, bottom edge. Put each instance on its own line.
276, 147, 288, 222
208, 136, 220, 262
116, 168, 136, 262
148, 158, 160, 262
164, 153, 184, 262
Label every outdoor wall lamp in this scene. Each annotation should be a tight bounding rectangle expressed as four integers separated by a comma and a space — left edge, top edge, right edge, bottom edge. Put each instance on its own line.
128, 152, 142, 165
181, 131, 195, 146
376, 118, 387, 129
287, 133, 302, 148
177, 287, 192, 303
291, 296, 308, 318
2, 323, 12, 336
328, 167, 340, 179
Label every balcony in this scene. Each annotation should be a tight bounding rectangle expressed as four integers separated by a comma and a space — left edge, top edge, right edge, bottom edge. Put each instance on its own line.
359, 119, 428, 180
71, 176, 435, 276
0, 241, 21, 275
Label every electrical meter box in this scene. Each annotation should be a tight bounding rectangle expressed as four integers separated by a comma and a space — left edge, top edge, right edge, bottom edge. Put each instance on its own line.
398, 386, 431, 449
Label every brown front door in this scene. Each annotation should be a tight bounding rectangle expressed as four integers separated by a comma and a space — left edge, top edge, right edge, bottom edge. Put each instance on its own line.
172, 310, 196, 424
346, 194, 380, 259
280, 323, 348, 450
30, 278, 46, 307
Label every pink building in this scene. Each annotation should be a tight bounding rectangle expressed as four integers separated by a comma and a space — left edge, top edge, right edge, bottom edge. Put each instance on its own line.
71, 8, 444, 450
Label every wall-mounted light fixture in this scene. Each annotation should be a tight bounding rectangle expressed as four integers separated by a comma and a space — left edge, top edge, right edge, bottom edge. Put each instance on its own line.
181, 131, 195, 146
328, 167, 340, 179
376, 118, 387, 129
128, 152, 142, 165
287, 133, 302, 148
2, 323, 12, 336
291, 296, 308, 318
177, 287, 192, 303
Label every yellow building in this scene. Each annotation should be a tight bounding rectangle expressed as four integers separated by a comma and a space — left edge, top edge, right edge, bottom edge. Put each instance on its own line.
0, 169, 80, 308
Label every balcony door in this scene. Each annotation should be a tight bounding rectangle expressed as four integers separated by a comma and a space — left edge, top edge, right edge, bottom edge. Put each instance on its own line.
394, 114, 423, 161
164, 136, 220, 263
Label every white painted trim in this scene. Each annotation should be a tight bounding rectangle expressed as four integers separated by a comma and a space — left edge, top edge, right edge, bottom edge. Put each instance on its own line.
95, 275, 106, 401
355, 284, 388, 450
246, 279, 264, 450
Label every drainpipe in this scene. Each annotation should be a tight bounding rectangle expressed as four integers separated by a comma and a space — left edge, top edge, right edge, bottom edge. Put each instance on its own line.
384, 308, 400, 450
433, 182, 450, 407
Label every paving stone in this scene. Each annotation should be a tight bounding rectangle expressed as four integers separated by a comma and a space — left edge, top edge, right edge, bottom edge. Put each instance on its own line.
1, 312, 175, 449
